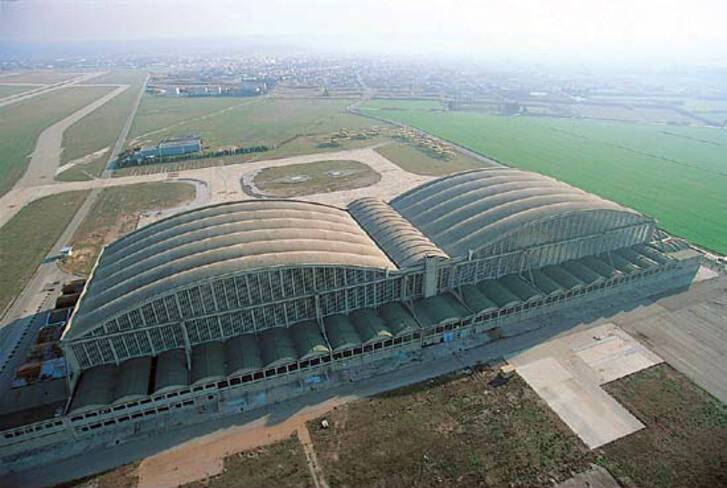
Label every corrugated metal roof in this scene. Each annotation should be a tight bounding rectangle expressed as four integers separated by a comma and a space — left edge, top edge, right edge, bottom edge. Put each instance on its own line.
391, 168, 647, 257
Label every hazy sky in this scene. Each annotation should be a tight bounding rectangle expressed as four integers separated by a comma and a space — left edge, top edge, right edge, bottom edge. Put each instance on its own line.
1, 0, 726, 63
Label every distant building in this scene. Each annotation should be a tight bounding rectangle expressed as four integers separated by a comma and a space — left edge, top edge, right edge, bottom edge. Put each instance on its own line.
133, 136, 202, 162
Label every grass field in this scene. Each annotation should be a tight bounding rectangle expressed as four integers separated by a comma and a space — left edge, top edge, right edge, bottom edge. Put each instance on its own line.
310, 369, 593, 487
128, 95, 246, 145
365, 99, 445, 111
600, 364, 727, 488
0, 85, 36, 98
0, 86, 113, 196
361, 102, 727, 253
128, 96, 377, 150
0, 71, 80, 84
55, 152, 110, 183
181, 435, 313, 488
0, 191, 89, 313
376, 142, 487, 176
253, 160, 380, 197
112, 132, 393, 178
57, 70, 148, 182
61, 182, 195, 276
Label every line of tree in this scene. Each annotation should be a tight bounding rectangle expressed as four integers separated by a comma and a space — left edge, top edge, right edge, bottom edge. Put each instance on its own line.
117, 144, 269, 168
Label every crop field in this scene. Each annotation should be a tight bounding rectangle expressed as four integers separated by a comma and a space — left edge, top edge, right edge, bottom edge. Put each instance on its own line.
0, 85, 114, 196
128, 96, 377, 150
61, 182, 196, 276
361, 102, 727, 253
58, 70, 148, 182
253, 160, 380, 197
0, 191, 89, 313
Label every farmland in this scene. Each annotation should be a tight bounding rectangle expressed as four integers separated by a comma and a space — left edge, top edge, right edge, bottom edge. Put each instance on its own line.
128, 96, 377, 150
0, 85, 113, 196
58, 70, 148, 181
360, 101, 727, 253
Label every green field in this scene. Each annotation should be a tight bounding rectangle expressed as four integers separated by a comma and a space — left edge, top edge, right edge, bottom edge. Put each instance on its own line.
0, 191, 90, 313
361, 102, 727, 253
129, 96, 376, 149
0, 71, 80, 84
58, 71, 148, 182
364, 98, 445, 111
0, 85, 36, 98
128, 95, 246, 144
0, 86, 113, 196
62, 182, 196, 276
376, 142, 488, 176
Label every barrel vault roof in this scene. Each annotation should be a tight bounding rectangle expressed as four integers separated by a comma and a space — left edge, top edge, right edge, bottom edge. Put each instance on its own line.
390, 168, 648, 257
67, 200, 395, 339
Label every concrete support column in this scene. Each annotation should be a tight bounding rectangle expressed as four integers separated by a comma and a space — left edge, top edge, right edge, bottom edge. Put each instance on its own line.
424, 255, 439, 298
180, 321, 193, 371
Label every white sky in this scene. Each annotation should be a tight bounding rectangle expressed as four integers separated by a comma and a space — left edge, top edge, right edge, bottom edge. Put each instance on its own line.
1, 0, 726, 63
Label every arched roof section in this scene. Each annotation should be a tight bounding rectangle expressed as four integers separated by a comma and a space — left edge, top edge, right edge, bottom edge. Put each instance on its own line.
391, 168, 650, 257
68, 200, 394, 340
348, 197, 448, 267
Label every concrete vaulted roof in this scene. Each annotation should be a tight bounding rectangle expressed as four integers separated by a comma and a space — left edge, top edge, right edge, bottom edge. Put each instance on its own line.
391, 168, 647, 257
68, 200, 395, 339
348, 197, 448, 267
66, 169, 652, 343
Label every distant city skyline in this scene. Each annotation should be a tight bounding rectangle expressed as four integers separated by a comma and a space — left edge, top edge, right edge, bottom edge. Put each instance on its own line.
1, 0, 726, 65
